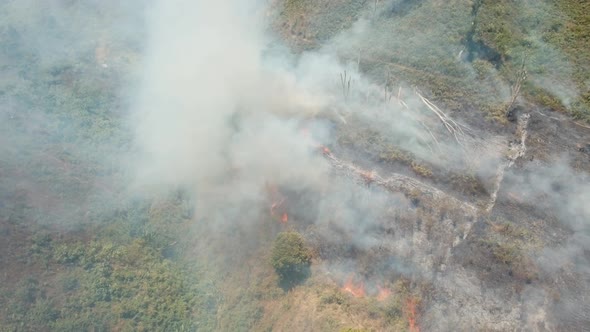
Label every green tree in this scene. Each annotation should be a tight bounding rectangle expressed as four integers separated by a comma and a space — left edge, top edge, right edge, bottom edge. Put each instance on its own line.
270, 231, 312, 288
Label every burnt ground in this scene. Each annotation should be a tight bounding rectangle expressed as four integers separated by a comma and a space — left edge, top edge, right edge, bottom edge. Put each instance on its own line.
268, 15, 590, 331
263, 3, 590, 319
286, 100, 590, 330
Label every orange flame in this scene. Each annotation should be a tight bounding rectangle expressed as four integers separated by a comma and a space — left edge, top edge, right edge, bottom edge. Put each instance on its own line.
360, 170, 376, 184
405, 297, 420, 332
270, 198, 285, 216
299, 125, 332, 156
342, 276, 366, 298
376, 285, 392, 301
266, 183, 288, 224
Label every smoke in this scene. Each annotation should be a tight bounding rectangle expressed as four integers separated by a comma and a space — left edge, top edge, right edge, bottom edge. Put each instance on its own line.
505, 161, 590, 271
499, 156, 590, 330
128, 0, 500, 284
2, 0, 588, 330
132, 0, 506, 192
0, 0, 145, 226
130, 1, 495, 281
132, 1, 338, 192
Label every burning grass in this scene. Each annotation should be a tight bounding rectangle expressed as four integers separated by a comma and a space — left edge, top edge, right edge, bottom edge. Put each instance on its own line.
266, 183, 290, 225
376, 285, 392, 302
342, 276, 366, 298
404, 297, 421, 332
329, 276, 423, 331
338, 275, 394, 303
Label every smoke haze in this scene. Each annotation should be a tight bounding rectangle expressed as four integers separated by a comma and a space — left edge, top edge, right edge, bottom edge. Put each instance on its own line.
129, 1, 590, 328
1, 0, 589, 330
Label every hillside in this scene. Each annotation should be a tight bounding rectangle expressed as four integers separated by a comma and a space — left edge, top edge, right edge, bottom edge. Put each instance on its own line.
1, 1, 589, 331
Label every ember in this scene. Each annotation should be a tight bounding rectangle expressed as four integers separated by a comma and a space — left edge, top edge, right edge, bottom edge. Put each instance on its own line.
266, 183, 288, 224
360, 170, 376, 185
342, 276, 366, 298
299, 125, 331, 156
376, 285, 392, 301
270, 197, 285, 216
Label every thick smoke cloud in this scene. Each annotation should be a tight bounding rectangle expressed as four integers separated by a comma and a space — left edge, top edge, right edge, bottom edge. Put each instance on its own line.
132, 1, 337, 194
132, 0, 497, 194
129, 0, 506, 271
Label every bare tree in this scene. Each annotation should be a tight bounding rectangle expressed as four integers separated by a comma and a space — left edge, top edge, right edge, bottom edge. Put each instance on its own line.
506, 55, 528, 114
340, 70, 352, 101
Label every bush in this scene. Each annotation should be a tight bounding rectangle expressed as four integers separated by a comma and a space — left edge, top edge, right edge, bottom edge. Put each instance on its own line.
270, 231, 312, 287
320, 291, 347, 306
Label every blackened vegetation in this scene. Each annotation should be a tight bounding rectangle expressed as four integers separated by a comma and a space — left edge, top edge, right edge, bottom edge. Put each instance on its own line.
506, 105, 523, 123
281, 188, 321, 228
453, 220, 538, 289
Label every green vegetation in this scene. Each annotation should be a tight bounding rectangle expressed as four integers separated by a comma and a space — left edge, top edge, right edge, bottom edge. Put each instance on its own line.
472, 0, 590, 121
278, 0, 590, 123
278, 0, 366, 49
270, 231, 312, 287
1, 204, 220, 331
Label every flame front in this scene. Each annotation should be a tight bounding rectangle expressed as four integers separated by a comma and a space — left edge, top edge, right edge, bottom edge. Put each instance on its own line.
342, 277, 366, 298
361, 170, 376, 183
281, 212, 288, 224
376, 285, 392, 301
299, 125, 331, 156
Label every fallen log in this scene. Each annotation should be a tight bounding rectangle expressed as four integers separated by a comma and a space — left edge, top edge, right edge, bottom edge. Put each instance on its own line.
319, 147, 479, 217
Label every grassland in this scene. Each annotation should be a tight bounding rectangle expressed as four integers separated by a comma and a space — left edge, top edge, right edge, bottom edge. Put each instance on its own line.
276, 0, 590, 123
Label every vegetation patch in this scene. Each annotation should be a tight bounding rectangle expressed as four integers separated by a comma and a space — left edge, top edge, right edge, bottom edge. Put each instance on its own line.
271, 231, 312, 288
2, 233, 219, 331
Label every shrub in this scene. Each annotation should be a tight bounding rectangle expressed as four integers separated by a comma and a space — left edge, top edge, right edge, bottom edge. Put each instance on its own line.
320, 290, 348, 306
270, 231, 312, 287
